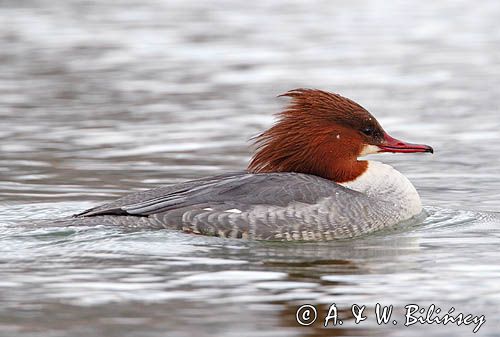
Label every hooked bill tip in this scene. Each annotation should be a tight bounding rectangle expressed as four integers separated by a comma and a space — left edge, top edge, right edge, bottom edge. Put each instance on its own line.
380, 133, 434, 154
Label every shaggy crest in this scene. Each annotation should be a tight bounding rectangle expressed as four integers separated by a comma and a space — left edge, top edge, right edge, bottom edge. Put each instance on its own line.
247, 89, 386, 182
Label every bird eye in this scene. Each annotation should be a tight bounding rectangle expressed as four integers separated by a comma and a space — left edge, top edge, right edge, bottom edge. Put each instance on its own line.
361, 127, 374, 136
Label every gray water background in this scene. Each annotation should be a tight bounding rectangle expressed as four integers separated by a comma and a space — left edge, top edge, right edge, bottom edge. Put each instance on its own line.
1, 0, 500, 336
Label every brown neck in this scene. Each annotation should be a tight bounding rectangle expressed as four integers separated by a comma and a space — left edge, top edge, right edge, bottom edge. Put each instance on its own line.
247, 132, 368, 183
322, 159, 368, 183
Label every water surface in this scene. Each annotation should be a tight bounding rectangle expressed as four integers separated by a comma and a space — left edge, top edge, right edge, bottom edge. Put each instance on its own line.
1, 1, 500, 336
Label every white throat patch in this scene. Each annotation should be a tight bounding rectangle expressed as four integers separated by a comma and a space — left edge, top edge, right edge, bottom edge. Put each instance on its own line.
359, 144, 381, 157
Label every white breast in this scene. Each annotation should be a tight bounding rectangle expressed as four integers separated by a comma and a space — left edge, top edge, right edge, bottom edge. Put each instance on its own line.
339, 160, 422, 221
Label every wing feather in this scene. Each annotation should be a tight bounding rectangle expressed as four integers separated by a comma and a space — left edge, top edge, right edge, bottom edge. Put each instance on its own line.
77, 172, 359, 217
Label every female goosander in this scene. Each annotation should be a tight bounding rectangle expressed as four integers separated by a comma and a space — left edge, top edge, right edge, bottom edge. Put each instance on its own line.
69, 89, 433, 240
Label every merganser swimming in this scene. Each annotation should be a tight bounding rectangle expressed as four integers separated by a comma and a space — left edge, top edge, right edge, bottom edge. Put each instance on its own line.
68, 89, 433, 240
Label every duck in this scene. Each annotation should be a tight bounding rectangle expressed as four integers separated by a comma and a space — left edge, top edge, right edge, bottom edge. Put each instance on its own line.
68, 89, 433, 241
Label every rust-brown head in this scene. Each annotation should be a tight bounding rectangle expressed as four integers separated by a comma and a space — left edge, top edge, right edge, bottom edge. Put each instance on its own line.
247, 89, 433, 183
